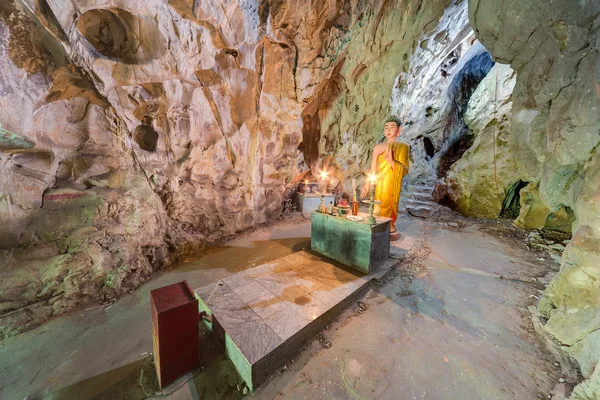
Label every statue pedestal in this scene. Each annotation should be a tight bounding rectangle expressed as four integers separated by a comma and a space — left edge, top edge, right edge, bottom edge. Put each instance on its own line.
310, 211, 391, 274
295, 192, 335, 214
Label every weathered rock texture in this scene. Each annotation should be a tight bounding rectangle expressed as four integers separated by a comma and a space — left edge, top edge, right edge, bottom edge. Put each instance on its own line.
444, 63, 518, 219
391, 1, 477, 179
0, 0, 459, 337
302, 0, 458, 192
515, 183, 575, 233
388, 1, 506, 218
470, 0, 600, 396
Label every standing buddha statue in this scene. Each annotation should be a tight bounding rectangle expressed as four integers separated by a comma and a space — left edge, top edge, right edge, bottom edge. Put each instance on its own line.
360, 116, 410, 235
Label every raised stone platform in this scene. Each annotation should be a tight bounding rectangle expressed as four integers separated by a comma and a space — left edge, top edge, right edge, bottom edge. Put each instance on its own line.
194, 251, 395, 391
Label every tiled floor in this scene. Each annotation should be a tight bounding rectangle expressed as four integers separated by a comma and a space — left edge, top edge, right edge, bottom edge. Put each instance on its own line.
194, 250, 394, 379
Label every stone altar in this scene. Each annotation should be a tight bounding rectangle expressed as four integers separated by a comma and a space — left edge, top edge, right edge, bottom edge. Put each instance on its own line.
310, 211, 391, 274
294, 192, 335, 214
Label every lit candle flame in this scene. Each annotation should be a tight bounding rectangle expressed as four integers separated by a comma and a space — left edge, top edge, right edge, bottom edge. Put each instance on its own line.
320, 171, 327, 180
370, 173, 377, 184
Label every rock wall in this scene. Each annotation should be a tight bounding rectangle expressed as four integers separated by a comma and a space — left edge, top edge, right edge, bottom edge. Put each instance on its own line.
0, 0, 173, 338
388, 1, 505, 218
514, 183, 575, 233
470, 0, 600, 396
390, 0, 479, 182
0, 0, 457, 338
390, 1, 576, 229
301, 0, 458, 192
444, 63, 519, 219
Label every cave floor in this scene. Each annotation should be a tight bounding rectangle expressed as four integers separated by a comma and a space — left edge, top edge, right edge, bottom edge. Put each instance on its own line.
0, 214, 561, 400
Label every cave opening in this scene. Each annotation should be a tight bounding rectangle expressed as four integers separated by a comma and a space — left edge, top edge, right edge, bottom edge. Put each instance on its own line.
500, 180, 528, 219
423, 137, 435, 159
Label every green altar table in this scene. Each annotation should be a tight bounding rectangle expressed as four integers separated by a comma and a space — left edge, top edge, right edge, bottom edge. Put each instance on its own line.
310, 211, 391, 274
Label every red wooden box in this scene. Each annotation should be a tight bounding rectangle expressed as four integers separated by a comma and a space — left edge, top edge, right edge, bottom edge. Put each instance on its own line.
151, 280, 199, 388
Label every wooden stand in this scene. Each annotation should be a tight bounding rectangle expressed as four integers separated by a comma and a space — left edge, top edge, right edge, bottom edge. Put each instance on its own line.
151, 280, 199, 388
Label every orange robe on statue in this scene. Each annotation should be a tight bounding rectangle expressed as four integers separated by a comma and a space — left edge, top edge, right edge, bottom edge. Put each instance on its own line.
374, 142, 410, 231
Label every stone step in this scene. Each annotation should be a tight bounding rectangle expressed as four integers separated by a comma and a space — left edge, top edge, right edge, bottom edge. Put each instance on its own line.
406, 186, 434, 194
404, 198, 437, 207
406, 199, 433, 206
406, 192, 433, 202
413, 179, 436, 186
407, 187, 433, 195
402, 190, 433, 198
407, 206, 434, 218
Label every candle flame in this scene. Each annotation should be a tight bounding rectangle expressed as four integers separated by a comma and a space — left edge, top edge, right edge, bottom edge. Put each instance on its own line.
320, 171, 327, 179
370, 173, 376, 183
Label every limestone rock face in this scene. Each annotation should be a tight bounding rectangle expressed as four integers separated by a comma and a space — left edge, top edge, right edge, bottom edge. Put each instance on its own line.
570, 359, 600, 400
444, 63, 518, 218
515, 183, 575, 233
390, 0, 477, 179
0, 0, 177, 336
298, 0, 458, 193
470, 0, 600, 391
0, 0, 457, 337
388, 1, 509, 219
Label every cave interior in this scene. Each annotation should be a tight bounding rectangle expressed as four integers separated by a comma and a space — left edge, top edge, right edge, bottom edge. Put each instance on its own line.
0, 0, 599, 398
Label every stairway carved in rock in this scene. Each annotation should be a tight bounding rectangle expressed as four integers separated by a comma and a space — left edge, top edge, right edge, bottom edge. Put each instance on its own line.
400, 178, 441, 218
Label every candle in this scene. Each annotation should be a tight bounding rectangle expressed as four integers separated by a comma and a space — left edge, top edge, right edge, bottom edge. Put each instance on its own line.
351, 178, 358, 216
366, 173, 377, 225
320, 171, 328, 194
369, 174, 376, 200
